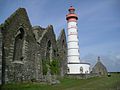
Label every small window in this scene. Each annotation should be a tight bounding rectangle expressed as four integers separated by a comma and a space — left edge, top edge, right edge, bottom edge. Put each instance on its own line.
70, 10, 74, 14
67, 67, 70, 73
80, 66, 83, 73
85, 70, 88, 74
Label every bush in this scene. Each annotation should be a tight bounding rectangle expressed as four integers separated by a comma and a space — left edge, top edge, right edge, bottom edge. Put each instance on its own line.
50, 59, 60, 75
42, 59, 60, 75
107, 73, 111, 77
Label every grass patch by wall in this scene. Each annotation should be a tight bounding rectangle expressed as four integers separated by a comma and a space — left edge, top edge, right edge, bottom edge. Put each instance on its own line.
1, 73, 120, 90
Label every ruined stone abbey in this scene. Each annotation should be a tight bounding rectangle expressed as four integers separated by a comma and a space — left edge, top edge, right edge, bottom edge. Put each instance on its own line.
0, 8, 67, 84
0, 8, 107, 85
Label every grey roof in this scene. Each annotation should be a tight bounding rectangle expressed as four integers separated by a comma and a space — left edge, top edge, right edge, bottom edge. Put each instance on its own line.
94, 61, 106, 69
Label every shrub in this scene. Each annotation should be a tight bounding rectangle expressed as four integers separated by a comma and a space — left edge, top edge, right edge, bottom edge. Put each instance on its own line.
42, 59, 60, 75
50, 59, 60, 75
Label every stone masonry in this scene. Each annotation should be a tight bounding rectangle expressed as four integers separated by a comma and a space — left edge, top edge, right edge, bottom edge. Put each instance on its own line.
57, 29, 67, 76
0, 8, 67, 84
0, 7, 108, 85
92, 56, 108, 76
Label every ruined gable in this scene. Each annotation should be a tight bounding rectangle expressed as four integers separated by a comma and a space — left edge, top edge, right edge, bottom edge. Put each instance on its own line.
0, 8, 38, 84
32, 26, 45, 41
36, 25, 57, 60
57, 29, 67, 76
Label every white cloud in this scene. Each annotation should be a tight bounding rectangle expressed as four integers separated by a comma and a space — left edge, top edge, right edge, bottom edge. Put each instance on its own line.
82, 53, 120, 72
116, 55, 120, 59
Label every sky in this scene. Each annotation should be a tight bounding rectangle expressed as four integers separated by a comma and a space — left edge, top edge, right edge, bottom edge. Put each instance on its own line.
0, 0, 120, 72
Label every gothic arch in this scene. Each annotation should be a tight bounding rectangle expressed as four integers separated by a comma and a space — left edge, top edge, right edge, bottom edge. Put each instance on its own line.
13, 27, 25, 61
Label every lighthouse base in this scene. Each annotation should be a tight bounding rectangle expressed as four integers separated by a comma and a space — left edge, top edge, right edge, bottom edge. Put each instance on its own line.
67, 63, 90, 74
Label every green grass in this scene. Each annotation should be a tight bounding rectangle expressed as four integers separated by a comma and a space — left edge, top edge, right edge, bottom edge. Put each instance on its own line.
1, 73, 120, 90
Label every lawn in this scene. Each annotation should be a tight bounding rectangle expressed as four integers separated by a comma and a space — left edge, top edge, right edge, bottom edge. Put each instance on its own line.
1, 73, 120, 90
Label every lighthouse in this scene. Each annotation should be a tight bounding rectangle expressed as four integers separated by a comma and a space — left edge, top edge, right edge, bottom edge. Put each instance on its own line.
66, 6, 80, 74
66, 6, 80, 63
66, 6, 90, 74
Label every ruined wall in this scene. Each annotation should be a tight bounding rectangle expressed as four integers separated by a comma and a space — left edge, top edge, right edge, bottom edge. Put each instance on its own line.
0, 8, 68, 84
32, 26, 45, 41
35, 25, 58, 76
57, 29, 67, 76
37, 25, 57, 60
0, 27, 2, 84
1, 8, 38, 84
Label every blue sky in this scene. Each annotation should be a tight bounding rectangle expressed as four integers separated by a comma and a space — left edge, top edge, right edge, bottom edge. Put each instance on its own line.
0, 0, 120, 72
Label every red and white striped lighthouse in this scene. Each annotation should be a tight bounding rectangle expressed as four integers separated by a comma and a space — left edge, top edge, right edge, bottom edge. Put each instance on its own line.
66, 6, 81, 74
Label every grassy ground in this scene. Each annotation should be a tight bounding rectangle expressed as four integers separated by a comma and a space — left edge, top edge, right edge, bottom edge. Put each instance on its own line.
1, 73, 120, 90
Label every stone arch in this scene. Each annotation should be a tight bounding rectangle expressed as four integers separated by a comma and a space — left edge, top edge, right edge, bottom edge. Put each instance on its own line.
13, 27, 25, 61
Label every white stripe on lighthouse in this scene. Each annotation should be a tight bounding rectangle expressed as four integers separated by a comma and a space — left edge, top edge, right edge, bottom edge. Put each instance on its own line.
67, 21, 80, 63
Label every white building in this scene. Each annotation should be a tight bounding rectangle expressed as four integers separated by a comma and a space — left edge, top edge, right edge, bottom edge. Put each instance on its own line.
66, 6, 90, 74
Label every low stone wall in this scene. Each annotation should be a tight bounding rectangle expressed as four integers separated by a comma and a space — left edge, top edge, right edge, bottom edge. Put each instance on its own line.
37, 75, 59, 85
66, 73, 99, 79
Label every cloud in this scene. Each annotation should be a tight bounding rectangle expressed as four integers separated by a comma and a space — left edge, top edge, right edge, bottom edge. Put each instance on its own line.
116, 55, 120, 59
82, 52, 120, 72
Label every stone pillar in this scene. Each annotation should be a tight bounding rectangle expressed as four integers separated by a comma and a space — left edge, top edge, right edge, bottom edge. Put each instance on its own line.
35, 53, 42, 81
46, 64, 52, 84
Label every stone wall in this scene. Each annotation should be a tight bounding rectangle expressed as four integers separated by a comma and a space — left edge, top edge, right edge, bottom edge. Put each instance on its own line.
34, 25, 59, 76
67, 73, 99, 79
0, 8, 38, 84
92, 57, 108, 76
37, 25, 57, 60
0, 27, 2, 84
0, 8, 67, 84
57, 29, 67, 76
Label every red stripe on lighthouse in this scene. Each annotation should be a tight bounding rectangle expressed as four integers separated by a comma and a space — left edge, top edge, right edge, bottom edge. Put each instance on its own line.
67, 18, 77, 22
68, 26, 77, 30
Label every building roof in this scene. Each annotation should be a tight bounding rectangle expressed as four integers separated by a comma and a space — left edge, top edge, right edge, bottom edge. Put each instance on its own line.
92, 56, 107, 75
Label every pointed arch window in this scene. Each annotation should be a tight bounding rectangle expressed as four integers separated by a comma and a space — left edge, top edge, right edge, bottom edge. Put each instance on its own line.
13, 27, 24, 61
